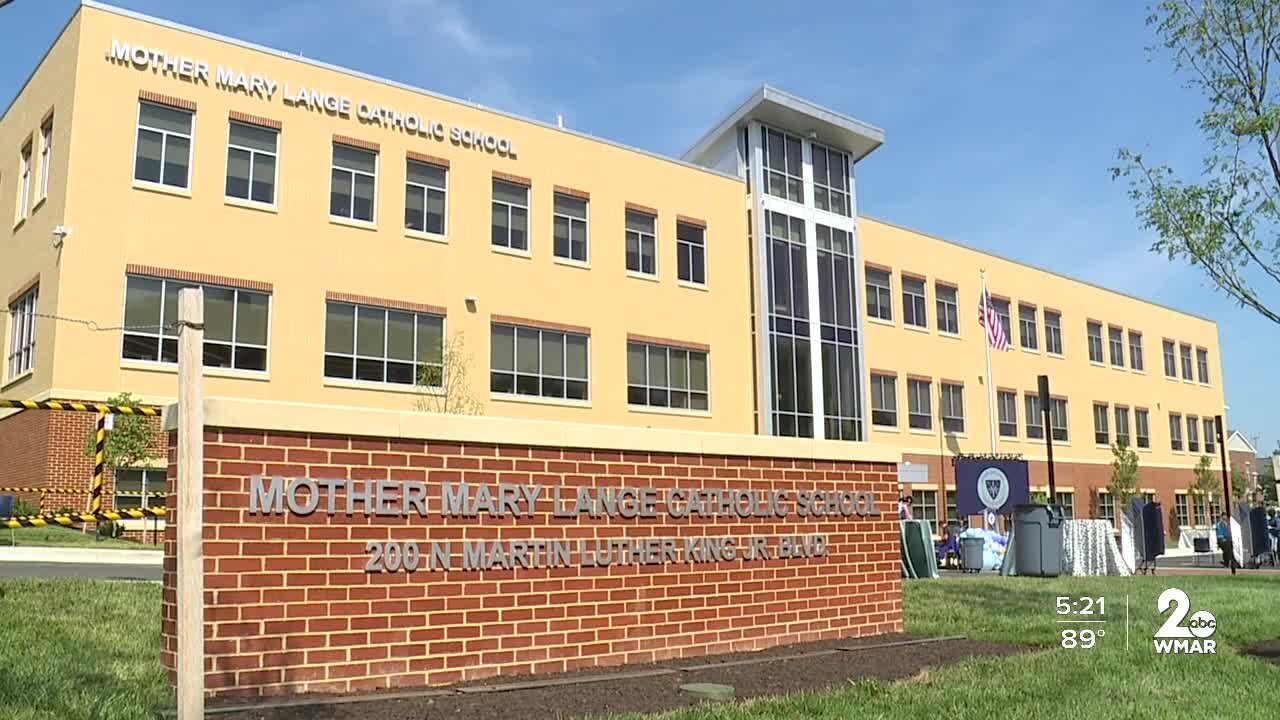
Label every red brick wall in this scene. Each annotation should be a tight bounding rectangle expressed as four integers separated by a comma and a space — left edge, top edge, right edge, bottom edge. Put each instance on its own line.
161, 428, 902, 699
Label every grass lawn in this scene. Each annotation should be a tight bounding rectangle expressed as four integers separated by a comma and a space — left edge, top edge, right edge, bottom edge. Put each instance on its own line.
0, 526, 161, 550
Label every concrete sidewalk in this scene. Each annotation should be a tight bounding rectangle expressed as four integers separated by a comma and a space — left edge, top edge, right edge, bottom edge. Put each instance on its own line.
0, 544, 162, 565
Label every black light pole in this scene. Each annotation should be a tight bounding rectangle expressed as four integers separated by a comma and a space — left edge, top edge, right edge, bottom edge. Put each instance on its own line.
1038, 375, 1056, 500
1214, 415, 1235, 575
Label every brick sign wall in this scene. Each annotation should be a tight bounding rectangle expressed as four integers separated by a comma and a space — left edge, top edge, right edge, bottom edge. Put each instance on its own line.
162, 426, 902, 699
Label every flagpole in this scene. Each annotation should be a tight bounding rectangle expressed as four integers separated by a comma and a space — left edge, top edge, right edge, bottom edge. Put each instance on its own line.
981, 269, 997, 454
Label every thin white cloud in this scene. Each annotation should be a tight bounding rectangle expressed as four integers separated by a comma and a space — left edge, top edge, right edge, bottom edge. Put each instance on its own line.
371, 0, 526, 60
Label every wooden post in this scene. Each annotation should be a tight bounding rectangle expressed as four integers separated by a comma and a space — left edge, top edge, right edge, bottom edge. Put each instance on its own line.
1214, 415, 1234, 575
177, 288, 205, 718
1038, 375, 1056, 500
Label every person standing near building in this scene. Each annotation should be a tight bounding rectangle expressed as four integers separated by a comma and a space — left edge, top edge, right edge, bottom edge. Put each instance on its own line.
1215, 513, 1235, 568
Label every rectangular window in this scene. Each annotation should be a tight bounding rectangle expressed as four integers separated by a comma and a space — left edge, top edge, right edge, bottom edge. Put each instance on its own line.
816, 224, 860, 441
1204, 418, 1217, 454
1115, 406, 1130, 448
405, 159, 447, 235
1093, 403, 1109, 445
812, 143, 851, 216
553, 193, 588, 262
1050, 398, 1069, 442
1163, 340, 1177, 377
1097, 492, 1115, 524
762, 126, 803, 203
1108, 326, 1124, 367
330, 143, 376, 222
1179, 343, 1193, 380
1169, 413, 1183, 451
1136, 409, 1151, 449
767, 211, 813, 438
998, 390, 1017, 437
121, 275, 270, 372
902, 275, 927, 328
676, 221, 706, 284
1196, 348, 1210, 383
627, 341, 708, 410
625, 209, 657, 274
17, 141, 31, 220
1025, 393, 1044, 440
225, 121, 278, 205
1194, 495, 1210, 527
1018, 304, 1037, 350
1054, 492, 1075, 520
941, 382, 964, 434
866, 267, 892, 321
1044, 310, 1063, 355
1186, 415, 1199, 453
1128, 331, 1143, 371
992, 298, 1012, 342
39, 117, 52, 199
6, 285, 37, 379
491, 180, 530, 251
323, 301, 443, 386
134, 101, 193, 188
936, 283, 958, 334
1174, 493, 1189, 528
114, 467, 165, 511
913, 489, 938, 525
907, 377, 932, 430
490, 322, 589, 400
871, 373, 897, 427
1087, 321, 1104, 363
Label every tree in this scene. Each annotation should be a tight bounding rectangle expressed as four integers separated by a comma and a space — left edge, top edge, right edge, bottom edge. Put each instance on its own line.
83, 391, 163, 468
1107, 441, 1141, 508
414, 331, 483, 415
1191, 454, 1219, 499
1231, 466, 1249, 501
1112, 1, 1280, 324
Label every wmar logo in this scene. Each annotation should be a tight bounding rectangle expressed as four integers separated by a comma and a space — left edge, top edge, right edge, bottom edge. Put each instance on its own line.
1153, 587, 1217, 654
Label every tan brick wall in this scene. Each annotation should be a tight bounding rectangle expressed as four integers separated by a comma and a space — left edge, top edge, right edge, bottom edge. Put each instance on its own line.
161, 428, 902, 699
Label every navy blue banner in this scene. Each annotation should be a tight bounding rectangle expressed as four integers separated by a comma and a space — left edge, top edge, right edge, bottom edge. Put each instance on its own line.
955, 458, 1030, 515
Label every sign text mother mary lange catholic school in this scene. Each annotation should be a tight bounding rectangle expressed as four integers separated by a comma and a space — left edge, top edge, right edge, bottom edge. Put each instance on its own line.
249, 475, 880, 573
106, 40, 519, 157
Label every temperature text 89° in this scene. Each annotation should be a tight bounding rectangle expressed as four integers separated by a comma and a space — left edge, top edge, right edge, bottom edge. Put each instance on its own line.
1061, 628, 1104, 649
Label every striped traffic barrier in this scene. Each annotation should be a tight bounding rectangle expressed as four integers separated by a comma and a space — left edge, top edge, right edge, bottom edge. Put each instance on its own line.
0, 487, 164, 497
3, 506, 168, 529
0, 399, 162, 416
90, 411, 106, 513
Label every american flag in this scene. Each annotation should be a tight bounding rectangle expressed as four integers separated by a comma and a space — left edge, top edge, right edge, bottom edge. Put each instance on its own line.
978, 287, 1010, 351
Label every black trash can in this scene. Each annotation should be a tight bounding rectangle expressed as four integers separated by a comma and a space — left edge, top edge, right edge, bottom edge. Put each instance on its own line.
1013, 504, 1064, 577
960, 536, 985, 573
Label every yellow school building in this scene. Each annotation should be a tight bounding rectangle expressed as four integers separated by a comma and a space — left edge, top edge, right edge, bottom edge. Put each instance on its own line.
1, 1, 1229, 531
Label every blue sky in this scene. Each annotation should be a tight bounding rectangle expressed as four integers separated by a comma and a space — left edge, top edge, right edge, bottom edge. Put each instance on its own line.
2, 0, 1275, 453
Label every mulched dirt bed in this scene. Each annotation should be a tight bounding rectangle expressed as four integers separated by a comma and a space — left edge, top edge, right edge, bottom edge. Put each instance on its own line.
1243, 638, 1280, 666
212, 633, 1026, 720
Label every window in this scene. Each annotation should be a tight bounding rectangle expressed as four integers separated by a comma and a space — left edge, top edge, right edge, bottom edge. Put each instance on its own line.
1049, 398, 1069, 441
323, 302, 443, 386
676, 221, 706, 284
224, 121, 278, 205
1108, 326, 1124, 367
812, 143, 851, 216
1136, 409, 1150, 449
766, 211, 813, 438
998, 390, 1017, 437
866, 267, 892, 321
946, 496, 960, 525
553, 193, 588, 262
330, 143, 376, 222
491, 180, 530, 251
936, 284, 959, 334
17, 141, 31, 219
121, 275, 269, 372
625, 209, 656, 274
1025, 393, 1044, 440
1179, 343, 1193, 380
1196, 348, 1210, 383
1018, 304, 1037, 350
1127, 331, 1144, 371
1098, 492, 1114, 524
1169, 413, 1183, 451
1174, 493, 1190, 528
907, 377, 932, 430
6, 285, 37, 379
404, 159, 447, 235
912, 489, 938, 525
1186, 415, 1199, 453
114, 467, 165, 511
39, 118, 52, 199
816, 224, 860, 441
1204, 418, 1217, 454
762, 127, 802, 203
902, 275, 927, 328
870, 373, 897, 427
490, 323, 589, 400
627, 341, 708, 410
1087, 321, 1104, 363
1115, 406, 1130, 448
1162, 340, 1177, 377
941, 382, 965, 434
992, 298, 1012, 342
1093, 403, 1109, 445
1054, 492, 1075, 520
1044, 310, 1062, 355
1194, 495, 1210, 526
134, 101, 193, 188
